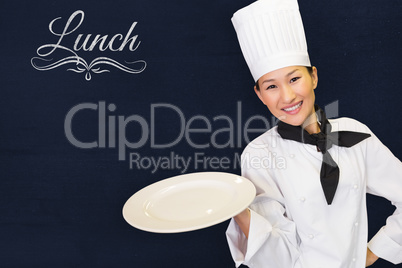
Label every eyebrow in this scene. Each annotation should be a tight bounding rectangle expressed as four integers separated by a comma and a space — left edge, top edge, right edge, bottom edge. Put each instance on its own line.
261, 68, 300, 85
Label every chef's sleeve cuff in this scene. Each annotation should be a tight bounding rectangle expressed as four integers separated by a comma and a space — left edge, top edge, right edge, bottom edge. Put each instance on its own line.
226, 209, 273, 267
368, 227, 402, 265
243, 209, 273, 263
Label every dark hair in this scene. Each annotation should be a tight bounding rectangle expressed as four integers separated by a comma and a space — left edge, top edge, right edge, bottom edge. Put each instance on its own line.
255, 66, 314, 91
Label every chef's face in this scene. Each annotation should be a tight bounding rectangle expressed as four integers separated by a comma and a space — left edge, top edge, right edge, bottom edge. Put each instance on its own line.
255, 66, 318, 128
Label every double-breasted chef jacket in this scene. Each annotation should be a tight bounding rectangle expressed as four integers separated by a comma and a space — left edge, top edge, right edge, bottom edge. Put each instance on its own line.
226, 117, 402, 267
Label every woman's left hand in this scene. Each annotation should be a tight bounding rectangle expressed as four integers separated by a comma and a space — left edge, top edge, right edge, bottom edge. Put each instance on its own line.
365, 248, 379, 267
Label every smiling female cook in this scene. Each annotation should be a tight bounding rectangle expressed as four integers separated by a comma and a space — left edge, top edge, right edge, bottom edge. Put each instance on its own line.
225, 0, 402, 267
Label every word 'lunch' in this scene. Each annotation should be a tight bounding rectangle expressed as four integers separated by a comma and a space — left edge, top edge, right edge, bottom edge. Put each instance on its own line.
37, 10, 141, 57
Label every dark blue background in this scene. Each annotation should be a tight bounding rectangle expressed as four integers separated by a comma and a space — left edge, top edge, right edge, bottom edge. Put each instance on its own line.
0, 0, 401, 267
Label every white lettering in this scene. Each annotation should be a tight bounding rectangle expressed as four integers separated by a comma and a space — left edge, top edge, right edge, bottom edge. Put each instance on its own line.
150, 103, 185, 148
118, 115, 149, 161
64, 102, 98, 148
31, 10, 145, 80
185, 115, 212, 149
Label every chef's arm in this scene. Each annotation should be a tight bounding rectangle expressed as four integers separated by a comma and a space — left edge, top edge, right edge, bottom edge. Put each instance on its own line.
364, 127, 402, 265
234, 208, 251, 238
226, 147, 301, 267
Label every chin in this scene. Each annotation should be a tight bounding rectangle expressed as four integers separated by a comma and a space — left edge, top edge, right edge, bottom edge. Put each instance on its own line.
280, 116, 305, 127
286, 121, 303, 127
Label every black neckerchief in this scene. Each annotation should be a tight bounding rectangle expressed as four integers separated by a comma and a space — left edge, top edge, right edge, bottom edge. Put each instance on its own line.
277, 105, 371, 205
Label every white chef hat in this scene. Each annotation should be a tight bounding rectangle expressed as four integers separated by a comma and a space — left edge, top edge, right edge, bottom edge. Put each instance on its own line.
232, 0, 311, 82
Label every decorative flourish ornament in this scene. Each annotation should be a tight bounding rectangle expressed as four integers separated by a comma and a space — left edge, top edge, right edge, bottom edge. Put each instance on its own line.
31, 53, 146, 81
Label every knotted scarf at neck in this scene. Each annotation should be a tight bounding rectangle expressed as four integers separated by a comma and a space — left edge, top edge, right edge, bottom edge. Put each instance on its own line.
277, 105, 371, 205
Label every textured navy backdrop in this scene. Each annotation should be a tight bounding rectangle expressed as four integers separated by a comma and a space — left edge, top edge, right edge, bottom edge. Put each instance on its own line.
0, 0, 401, 267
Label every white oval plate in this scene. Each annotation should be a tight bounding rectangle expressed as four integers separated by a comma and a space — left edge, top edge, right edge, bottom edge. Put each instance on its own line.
122, 172, 256, 233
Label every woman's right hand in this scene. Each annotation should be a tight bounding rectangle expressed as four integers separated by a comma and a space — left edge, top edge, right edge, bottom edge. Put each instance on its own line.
365, 248, 378, 267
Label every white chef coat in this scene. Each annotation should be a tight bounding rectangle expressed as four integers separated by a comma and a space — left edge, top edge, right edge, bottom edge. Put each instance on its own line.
226, 117, 402, 268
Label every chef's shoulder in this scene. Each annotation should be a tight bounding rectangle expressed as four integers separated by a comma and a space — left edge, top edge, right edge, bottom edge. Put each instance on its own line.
242, 126, 280, 157
329, 117, 371, 134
